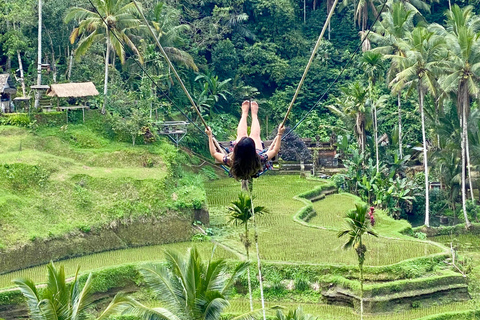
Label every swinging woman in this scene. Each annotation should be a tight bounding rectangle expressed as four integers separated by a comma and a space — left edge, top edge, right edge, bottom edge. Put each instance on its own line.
206, 100, 285, 180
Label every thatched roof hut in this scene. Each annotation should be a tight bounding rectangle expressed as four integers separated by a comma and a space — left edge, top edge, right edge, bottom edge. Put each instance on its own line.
47, 82, 99, 98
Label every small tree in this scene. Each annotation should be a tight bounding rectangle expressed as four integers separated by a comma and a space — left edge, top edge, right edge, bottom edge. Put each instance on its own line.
111, 109, 149, 146
228, 192, 268, 311
338, 204, 377, 320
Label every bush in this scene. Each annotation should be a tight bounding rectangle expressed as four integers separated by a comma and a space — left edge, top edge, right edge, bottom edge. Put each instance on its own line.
32, 112, 66, 127
0, 113, 31, 126
294, 273, 310, 291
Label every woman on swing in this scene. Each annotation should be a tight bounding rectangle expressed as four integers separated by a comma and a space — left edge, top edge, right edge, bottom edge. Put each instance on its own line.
206, 100, 285, 180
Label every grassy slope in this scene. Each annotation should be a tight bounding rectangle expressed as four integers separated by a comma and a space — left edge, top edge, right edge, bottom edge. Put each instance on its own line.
0, 125, 205, 247
206, 176, 442, 266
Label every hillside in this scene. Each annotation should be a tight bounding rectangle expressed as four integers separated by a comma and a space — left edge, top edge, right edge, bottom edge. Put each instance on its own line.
0, 124, 213, 250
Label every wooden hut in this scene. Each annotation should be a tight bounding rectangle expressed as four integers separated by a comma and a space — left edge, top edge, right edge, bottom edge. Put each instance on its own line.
0, 74, 17, 113
46, 82, 99, 122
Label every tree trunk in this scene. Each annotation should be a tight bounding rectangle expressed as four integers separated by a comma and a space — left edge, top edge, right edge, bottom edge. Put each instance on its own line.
398, 92, 403, 159
419, 86, 430, 227
6, 56, 11, 72
360, 263, 364, 320
461, 88, 471, 228
465, 130, 474, 202
374, 103, 379, 174
245, 223, 253, 311
34, 0, 43, 109
250, 190, 266, 320
44, 25, 57, 83
102, 31, 110, 114
67, 49, 73, 80
17, 51, 26, 97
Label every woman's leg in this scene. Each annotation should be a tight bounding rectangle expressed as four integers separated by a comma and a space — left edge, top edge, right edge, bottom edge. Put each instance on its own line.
235, 100, 250, 143
249, 101, 263, 150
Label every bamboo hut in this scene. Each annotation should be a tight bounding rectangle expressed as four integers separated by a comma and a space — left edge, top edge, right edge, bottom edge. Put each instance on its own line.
46, 82, 99, 122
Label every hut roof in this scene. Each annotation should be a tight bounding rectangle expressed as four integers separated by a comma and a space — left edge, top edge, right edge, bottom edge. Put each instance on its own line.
0, 74, 17, 94
47, 82, 99, 98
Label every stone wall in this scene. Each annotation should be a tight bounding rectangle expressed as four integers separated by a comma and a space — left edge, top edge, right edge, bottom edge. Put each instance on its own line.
0, 212, 198, 274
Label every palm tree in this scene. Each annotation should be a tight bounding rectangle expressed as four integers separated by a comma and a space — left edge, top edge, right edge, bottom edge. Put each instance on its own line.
390, 26, 446, 227
370, 2, 416, 159
65, 0, 143, 113
328, 81, 369, 155
360, 51, 385, 173
275, 306, 318, 320
150, 2, 198, 71
431, 5, 480, 229
338, 204, 377, 320
229, 192, 268, 312
128, 247, 249, 320
14, 262, 94, 320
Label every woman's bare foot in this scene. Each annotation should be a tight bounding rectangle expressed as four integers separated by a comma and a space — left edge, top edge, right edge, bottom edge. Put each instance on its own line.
250, 101, 259, 116
241, 100, 250, 114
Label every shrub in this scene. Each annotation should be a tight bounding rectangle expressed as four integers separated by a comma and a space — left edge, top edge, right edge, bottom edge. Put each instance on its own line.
294, 273, 310, 291
0, 113, 31, 126
32, 112, 66, 127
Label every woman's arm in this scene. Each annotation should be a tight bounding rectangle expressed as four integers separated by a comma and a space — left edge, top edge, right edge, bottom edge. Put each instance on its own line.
206, 127, 227, 163
266, 125, 285, 160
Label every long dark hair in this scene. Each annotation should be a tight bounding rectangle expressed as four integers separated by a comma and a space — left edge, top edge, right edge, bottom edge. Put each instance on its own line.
230, 137, 262, 180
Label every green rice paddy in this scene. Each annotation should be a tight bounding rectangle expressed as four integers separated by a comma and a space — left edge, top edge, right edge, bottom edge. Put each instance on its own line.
0, 242, 236, 289
207, 176, 443, 266
226, 299, 474, 320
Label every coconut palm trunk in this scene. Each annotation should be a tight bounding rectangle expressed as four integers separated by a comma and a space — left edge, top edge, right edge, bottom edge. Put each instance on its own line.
359, 245, 364, 320
460, 83, 472, 228
466, 133, 474, 201
419, 85, 430, 227
17, 51, 25, 97
103, 30, 110, 114
244, 222, 254, 311
373, 102, 379, 173
250, 191, 266, 320
398, 93, 403, 159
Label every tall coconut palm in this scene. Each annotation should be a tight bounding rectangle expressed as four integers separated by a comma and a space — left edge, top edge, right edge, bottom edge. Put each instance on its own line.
431, 5, 480, 229
328, 81, 369, 155
65, 0, 143, 113
14, 262, 94, 320
129, 247, 249, 320
229, 192, 268, 312
370, 2, 416, 159
390, 27, 446, 227
338, 204, 377, 320
360, 51, 385, 173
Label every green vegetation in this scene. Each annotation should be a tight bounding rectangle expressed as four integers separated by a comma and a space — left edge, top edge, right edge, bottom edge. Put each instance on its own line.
0, 125, 210, 247
207, 176, 442, 266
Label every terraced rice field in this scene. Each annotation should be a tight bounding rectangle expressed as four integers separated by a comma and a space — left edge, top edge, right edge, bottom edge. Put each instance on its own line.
0, 242, 236, 289
206, 176, 443, 266
225, 299, 474, 320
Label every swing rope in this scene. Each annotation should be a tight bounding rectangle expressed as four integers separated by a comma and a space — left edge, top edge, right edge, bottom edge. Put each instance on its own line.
282, 0, 389, 140
132, 0, 229, 155
132, 0, 209, 130
280, 0, 339, 128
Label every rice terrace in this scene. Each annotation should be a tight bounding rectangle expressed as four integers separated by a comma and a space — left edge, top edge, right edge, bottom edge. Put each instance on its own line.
1, 0, 480, 319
